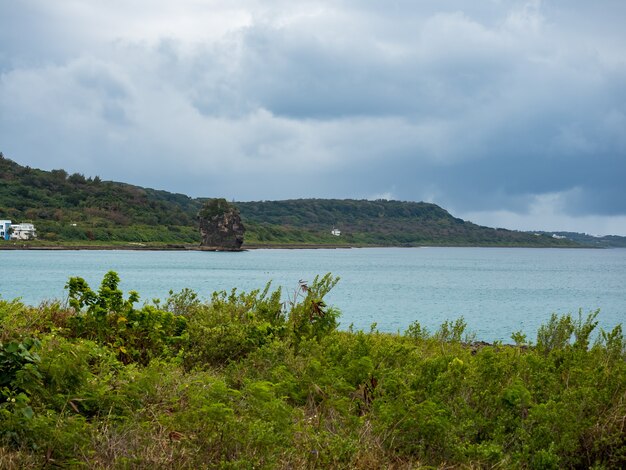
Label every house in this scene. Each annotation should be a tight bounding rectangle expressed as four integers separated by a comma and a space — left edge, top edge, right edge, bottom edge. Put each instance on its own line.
331, 228, 341, 236
10, 223, 37, 240
0, 220, 11, 240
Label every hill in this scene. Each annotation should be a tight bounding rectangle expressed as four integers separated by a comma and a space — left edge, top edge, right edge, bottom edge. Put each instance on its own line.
237, 199, 574, 247
0, 153, 200, 243
536, 231, 626, 248
0, 153, 576, 247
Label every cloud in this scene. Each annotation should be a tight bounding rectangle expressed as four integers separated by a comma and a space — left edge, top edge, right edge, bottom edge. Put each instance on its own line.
461, 190, 626, 236
1, 0, 625, 234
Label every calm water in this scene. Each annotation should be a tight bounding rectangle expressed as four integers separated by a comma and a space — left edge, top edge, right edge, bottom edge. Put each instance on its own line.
1, 247, 625, 342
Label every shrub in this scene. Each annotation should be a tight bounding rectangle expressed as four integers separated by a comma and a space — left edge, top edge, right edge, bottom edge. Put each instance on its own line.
2, 275, 626, 468
66, 271, 187, 364
183, 283, 285, 368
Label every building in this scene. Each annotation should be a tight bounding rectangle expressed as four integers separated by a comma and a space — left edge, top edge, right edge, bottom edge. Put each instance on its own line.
0, 220, 11, 240
10, 223, 37, 240
331, 228, 341, 236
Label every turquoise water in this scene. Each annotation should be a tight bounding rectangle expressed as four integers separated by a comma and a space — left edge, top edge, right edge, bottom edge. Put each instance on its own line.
1, 247, 625, 342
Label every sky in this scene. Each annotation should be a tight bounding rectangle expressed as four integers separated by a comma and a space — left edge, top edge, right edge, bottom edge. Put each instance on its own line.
1, 0, 625, 235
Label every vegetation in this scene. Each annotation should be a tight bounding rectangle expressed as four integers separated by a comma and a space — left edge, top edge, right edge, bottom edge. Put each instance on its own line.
1, 153, 579, 247
0, 153, 199, 244
198, 198, 238, 221
1, 273, 625, 468
537, 232, 626, 248
238, 199, 576, 247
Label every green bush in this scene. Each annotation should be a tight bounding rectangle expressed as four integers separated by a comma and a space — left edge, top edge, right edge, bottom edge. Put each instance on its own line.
183, 283, 285, 368
1, 273, 625, 468
66, 271, 187, 364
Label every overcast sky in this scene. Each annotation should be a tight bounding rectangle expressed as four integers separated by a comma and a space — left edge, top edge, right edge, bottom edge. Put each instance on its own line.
1, 1, 625, 235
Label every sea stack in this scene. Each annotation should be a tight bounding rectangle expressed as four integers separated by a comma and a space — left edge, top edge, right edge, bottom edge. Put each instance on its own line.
198, 198, 245, 251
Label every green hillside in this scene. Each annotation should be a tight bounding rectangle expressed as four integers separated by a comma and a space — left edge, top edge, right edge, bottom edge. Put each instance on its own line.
237, 199, 574, 246
0, 153, 576, 247
0, 153, 200, 243
537, 231, 626, 248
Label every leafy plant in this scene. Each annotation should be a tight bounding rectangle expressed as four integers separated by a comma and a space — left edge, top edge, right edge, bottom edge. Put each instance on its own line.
1, 272, 625, 468
66, 271, 186, 364
183, 283, 285, 368
287, 274, 341, 346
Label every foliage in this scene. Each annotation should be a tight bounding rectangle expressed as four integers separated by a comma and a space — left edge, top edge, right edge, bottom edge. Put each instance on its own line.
198, 198, 238, 220
287, 274, 341, 347
1, 272, 625, 468
183, 282, 285, 368
65, 271, 187, 364
0, 338, 41, 391
0, 154, 580, 247
0, 154, 198, 243
238, 198, 578, 247
536, 231, 626, 248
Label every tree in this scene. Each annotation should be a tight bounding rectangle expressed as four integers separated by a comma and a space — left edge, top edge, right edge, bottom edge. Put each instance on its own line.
198, 198, 236, 220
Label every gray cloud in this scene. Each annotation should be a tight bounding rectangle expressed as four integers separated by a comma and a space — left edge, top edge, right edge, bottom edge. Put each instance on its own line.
1, 0, 625, 234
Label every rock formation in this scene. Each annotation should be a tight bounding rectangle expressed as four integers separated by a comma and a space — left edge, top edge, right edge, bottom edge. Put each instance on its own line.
198, 199, 245, 251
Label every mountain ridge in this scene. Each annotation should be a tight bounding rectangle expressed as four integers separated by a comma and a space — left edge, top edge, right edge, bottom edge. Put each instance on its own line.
0, 153, 584, 247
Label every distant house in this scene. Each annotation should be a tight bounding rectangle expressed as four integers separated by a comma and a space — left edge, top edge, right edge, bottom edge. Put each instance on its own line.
10, 223, 37, 240
0, 220, 11, 240
331, 228, 341, 236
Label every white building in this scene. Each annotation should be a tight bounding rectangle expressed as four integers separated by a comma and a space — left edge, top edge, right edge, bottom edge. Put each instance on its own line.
10, 223, 37, 240
331, 228, 341, 236
0, 220, 11, 240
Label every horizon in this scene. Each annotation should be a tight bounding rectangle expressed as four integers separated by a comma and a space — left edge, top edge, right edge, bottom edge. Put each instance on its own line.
1, 1, 625, 236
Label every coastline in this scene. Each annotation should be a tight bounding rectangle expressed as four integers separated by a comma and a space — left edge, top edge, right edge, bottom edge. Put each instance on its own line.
0, 242, 592, 251
0, 242, 356, 251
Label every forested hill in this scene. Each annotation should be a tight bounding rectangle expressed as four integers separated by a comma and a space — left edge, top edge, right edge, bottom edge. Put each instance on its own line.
0, 154, 200, 242
537, 231, 626, 248
236, 199, 573, 246
0, 153, 575, 246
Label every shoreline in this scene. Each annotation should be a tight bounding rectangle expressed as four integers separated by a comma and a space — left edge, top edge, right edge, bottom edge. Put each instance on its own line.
0, 243, 357, 251
0, 242, 594, 251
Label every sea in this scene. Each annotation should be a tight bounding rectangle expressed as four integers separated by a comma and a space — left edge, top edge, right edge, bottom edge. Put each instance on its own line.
1, 247, 625, 342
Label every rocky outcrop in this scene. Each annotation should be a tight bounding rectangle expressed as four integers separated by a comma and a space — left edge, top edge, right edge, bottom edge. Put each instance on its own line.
198, 199, 245, 251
